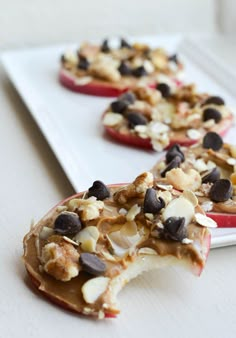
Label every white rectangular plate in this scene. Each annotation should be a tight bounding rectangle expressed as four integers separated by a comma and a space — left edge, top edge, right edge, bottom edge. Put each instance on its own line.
1, 35, 236, 248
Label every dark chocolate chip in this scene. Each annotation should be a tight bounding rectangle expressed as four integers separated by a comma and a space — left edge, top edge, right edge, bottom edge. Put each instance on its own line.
143, 188, 165, 214
203, 108, 222, 123
202, 167, 221, 184
165, 144, 185, 163
209, 179, 233, 202
132, 66, 148, 77
203, 96, 225, 106
202, 132, 223, 151
168, 54, 178, 64
88, 180, 110, 200
60, 54, 66, 63
119, 91, 136, 104
156, 83, 171, 98
120, 38, 132, 49
162, 217, 186, 241
111, 100, 128, 114
101, 39, 110, 53
161, 156, 182, 177
54, 212, 82, 236
79, 253, 106, 276
78, 56, 90, 70
127, 112, 148, 128
118, 61, 132, 75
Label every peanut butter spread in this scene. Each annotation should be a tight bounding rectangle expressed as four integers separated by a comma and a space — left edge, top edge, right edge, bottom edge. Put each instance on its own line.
152, 134, 236, 214
60, 38, 183, 89
23, 172, 212, 319
102, 85, 233, 151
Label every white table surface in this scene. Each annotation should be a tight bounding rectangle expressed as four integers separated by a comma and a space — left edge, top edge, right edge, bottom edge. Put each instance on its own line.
1, 36, 236, 338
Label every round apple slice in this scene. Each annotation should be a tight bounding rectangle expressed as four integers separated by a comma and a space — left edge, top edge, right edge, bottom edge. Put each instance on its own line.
103, 85, 234, 151
23, 174, 211, 319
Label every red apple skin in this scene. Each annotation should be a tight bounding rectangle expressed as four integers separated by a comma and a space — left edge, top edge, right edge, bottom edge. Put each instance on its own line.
59, 69, 181, 97
206, 212, 236, 228
104, 114, 233, 150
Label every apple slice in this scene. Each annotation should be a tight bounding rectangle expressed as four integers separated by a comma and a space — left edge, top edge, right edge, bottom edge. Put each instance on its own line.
23, 175, 211, 319
103, 102, 233, 151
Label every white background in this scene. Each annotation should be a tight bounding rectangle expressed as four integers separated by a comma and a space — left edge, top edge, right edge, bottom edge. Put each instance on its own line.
0, 0, 235, 48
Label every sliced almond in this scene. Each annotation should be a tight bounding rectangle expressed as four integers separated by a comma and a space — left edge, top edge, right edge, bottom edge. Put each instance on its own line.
82, 277, 110, 304
138, 247, 157, 255
195, 213, 217, 228
182, 190, 198, 207
162, 196, 195, 226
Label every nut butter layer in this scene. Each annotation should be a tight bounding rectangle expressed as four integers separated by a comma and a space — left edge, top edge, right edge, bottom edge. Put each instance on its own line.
59, 38, 183, 97
102, 86, 233, 151
23, 172, 212, 319
152, 132, 236, 227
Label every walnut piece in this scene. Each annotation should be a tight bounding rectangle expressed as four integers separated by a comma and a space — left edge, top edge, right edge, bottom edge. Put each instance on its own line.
114, 172, 153, 204
41, 242, 79, 281
89, 61, 121, 82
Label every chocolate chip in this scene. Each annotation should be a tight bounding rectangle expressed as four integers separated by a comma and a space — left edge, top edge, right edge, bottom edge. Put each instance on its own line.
60, 54, 66, 64
162, 217, 186, 241
202, 167, 221, 184
209, 179, 233, 202
143, 188, 165, 214
202, 132, 223, 151
132, 66, 148, 77
101, 39, 110, 53
118, 61, 132, 75
161, 156, 182, 177
111, 100, 128, 114
120, 38, 132, 49
54, 212, 82, 236
79, 253, 106, 276
203, 108, 222, 123
156, 83, 171, 98
119, 91, 136, 104
88, 180, 110, 200
127, 112, 148, 128
168, 54, 178, 64
165, 144, 185, 163
203, 96, 225, 106
78, 56, 90, 70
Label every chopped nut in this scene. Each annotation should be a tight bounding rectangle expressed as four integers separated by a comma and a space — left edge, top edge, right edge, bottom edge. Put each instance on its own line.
114, 172, 153, 204
82, 276, 110, 304
39, 226, 54, 240
186, 129, 202, 140
166, 168, 201, 191
134, 86, 161, 106
74, 226, 100, 253
103, 112, 124, 127
126, 204, 141, 221
41, 242, 79, 281
77, 197, 104, 221
89, 61, 121, 82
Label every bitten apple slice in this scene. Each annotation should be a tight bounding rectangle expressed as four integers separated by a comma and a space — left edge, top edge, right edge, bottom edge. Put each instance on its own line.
152, 132, 236, 227
23, 173, 212, 319
103, 86, 233, 151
